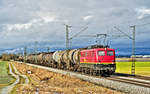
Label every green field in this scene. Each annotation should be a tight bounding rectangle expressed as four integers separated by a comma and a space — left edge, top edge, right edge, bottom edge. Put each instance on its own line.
116, 62, 150, 76
0, 61, 14, 89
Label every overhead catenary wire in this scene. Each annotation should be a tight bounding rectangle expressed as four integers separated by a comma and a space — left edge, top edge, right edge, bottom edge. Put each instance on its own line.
136, 22, 150, 27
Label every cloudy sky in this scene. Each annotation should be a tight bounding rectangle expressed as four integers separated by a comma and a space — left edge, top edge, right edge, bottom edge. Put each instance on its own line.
0, 0, 150, 54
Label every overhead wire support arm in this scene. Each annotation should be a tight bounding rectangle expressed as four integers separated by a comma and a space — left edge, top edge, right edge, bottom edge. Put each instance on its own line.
114, 26, 133, 40
69, 27, 88, 40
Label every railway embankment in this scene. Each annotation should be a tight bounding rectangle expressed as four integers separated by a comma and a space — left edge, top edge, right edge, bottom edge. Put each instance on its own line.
14, 61, 150, 94
12, 62, 123, 94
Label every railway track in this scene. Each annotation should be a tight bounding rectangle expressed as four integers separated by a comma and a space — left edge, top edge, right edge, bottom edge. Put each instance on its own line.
113, 72, 150, 80
106, 76, 150, 88
75, 68, 150, 89
108, 73, 150, 88
81, 72, 150, 89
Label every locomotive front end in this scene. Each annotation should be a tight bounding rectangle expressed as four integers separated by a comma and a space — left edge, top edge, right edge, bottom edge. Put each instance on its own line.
96, 48, 116, 75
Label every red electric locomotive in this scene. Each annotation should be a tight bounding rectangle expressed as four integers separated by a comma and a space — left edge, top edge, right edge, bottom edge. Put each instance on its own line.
80, 47, 116, 75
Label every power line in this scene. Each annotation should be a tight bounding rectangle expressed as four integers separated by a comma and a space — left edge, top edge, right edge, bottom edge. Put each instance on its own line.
136, 22, 150, 26
78, 34, 108, 45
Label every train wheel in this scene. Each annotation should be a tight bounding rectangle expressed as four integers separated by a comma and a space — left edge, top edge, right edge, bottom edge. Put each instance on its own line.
60, 65, 63, 69
79, 67, 82, 72
100, 70, 105, 76
73, 68, 77, 72
81, 67, 83, 74
77, 67, 80, 72
107, 70, 111, 75
96, 70, 100, 76
89, 69, 93, 75
92, 70, 97, 76
81, 67, 85, 74
85, 68, 88, 74
106, 70, 113, 75
84, 68, 87, 74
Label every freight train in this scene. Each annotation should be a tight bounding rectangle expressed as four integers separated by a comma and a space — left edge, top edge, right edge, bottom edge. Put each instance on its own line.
16, 45, 116, 75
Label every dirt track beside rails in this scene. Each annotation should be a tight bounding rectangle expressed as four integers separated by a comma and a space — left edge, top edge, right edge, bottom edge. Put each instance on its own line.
13, 62, 123, 94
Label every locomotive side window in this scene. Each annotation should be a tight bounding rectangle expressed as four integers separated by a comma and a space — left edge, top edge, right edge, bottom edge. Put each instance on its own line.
98, 51, 105, 56
81, 52, 84, 57
83, 52, 86, 57
107, 51, 114, 56
92, 51, 94, 57
85, 52, 88, 57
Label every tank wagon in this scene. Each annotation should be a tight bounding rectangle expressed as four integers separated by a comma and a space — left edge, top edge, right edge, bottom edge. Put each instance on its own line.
17, 45, 116, 75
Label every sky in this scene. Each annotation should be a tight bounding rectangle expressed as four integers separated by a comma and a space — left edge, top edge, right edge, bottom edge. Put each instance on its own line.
0, 0, 150, 55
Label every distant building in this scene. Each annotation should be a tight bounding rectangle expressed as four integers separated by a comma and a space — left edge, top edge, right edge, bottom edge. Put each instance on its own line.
143, 55, 150, 58
131, 55, 150, 58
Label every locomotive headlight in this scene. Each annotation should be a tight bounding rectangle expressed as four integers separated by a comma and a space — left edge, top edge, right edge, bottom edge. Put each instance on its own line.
98, 60, 101, 63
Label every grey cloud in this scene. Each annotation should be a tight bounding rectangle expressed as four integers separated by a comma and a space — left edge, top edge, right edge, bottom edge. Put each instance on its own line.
0, 0, 150, 53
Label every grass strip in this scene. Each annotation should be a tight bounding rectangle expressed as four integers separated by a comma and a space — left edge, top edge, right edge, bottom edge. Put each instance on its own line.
0, 61, 16, 89
116, 62, 150, 76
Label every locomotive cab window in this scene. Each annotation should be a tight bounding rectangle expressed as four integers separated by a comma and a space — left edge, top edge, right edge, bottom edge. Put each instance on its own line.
107, 51, 114, 56
98, 51, 105, 56
85, 52, 88, 57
